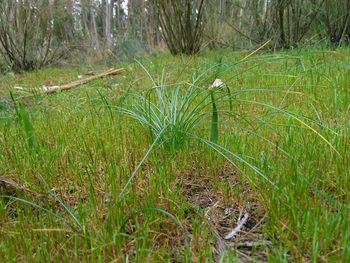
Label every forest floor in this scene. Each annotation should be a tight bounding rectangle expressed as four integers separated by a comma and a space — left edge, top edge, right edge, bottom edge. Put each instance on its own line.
0, 48, 349, 262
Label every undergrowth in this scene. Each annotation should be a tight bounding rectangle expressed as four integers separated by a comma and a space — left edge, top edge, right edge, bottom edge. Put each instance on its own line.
0, 47, 349, 262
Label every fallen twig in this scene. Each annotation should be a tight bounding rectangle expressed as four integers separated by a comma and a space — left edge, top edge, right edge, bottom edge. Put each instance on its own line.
224, 210, 249, 240
0, 177, 44, 198
236, 240, 272, 248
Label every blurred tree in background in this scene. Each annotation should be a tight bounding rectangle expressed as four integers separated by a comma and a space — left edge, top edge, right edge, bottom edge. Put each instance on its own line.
151, 0, 206, 55
0, 0, 349, 72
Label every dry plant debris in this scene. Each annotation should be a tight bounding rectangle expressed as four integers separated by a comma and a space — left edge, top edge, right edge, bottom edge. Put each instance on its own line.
182, 161, 271, 262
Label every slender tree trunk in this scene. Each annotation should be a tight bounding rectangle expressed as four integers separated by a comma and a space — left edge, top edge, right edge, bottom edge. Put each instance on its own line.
105, 0, 112, 49
91, 0, 100, 49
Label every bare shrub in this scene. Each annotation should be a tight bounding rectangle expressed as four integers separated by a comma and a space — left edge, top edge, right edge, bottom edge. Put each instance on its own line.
0, 1, 70, 72
151, 0, 207, 55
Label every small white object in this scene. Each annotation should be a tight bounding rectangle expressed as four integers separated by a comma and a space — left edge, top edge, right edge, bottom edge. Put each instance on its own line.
209, 79, 225, 90
77, 75, 83, 80
14, 86, 24, 90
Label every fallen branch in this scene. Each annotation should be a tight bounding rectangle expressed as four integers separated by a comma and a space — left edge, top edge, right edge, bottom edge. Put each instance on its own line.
41, 68, 124, 94
0, 177, 44, 198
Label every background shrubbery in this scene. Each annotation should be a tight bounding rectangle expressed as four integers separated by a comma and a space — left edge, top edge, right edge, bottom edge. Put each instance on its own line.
0, 0, 349, 71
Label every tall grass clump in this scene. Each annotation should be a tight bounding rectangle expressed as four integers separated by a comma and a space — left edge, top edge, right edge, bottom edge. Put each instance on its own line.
118, 74, 230, 151
114, 68, 235, 202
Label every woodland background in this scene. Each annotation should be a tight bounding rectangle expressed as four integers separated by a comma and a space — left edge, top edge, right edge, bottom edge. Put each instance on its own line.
0, 0, 349, 72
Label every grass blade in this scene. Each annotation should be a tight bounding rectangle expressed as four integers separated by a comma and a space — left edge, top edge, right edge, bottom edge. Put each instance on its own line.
210, 91, 219, 143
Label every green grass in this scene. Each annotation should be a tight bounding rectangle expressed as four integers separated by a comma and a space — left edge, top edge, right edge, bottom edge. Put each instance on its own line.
0, 47, 349, 262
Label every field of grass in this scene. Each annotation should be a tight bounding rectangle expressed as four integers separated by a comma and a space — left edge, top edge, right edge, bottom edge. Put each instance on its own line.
0, 48, 349, 262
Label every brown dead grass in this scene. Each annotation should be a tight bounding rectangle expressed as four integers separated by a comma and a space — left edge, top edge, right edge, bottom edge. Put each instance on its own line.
181, 161, 271, 262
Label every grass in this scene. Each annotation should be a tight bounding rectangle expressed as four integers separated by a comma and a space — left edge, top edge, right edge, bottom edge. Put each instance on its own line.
0, 47, 349, 262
